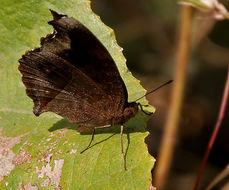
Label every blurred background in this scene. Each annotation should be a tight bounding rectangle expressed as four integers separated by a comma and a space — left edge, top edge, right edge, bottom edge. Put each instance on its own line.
91, 1, 229, 189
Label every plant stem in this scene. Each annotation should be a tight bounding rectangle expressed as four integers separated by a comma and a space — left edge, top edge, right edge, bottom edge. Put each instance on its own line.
193, 68, 229, 190
153, 6, 193, 189
206, 163, 229, 190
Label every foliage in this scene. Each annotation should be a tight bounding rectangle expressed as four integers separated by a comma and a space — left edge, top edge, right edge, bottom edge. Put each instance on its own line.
0, 0, 155, 189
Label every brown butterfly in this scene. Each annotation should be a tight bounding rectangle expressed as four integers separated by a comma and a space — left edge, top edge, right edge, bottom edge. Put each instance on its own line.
18, 10, 170, 169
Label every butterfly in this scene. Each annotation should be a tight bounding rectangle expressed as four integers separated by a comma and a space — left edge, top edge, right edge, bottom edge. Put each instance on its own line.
18, 10, 163, 169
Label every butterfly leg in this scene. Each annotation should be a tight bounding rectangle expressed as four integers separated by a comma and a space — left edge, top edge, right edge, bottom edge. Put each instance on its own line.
120, 125, 127, 170
138, 103, 153, 115
80, 128, 95, 154
80, 125, 111, 153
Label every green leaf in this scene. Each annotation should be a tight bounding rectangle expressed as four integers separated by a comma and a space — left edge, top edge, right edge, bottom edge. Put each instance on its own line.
0, 0, 155, 189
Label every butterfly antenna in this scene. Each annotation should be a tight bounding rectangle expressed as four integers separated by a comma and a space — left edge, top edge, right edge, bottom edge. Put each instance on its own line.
135, 80, 173, 102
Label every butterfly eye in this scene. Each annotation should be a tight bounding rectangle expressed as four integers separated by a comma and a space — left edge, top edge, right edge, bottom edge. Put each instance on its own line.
123, 106, 138, 119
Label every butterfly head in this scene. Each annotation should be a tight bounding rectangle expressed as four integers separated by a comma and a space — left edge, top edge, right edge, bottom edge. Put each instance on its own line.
122, 102, 138, 123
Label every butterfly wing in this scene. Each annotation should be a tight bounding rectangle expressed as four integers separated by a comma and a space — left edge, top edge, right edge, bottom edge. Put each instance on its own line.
19, 50, 111, 124
18, 10, 128, 125
47, 10, 128, 111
